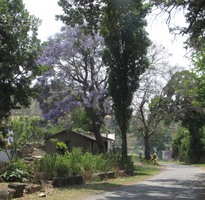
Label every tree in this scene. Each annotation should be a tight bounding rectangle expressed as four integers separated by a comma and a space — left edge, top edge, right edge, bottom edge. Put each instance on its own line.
37, 26, 110, 153
56, 0, 151, 167
132, 44, 180, 159
0, 0, 42, 121
70, 108, 92, 133
172, 125, 191, 163
102, 0, 151, 166
152, 0, 205, 51
193, 48, 205, 106
57, 0, 104, 34
162, 70, 205, 163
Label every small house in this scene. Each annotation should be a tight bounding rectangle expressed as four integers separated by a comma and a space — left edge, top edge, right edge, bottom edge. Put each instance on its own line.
45, 130, 114, 154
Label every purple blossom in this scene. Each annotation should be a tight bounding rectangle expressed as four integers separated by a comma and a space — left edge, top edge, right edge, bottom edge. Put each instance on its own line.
36, 25, 110, 127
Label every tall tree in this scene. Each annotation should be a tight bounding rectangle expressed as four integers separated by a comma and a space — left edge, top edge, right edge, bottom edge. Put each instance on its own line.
132, 45, 180, 159
37, 26, 110, 153
162, 70, 205, 163
56, 0, 151, 165
0, 0, 41, 121
102, 0, 150, 166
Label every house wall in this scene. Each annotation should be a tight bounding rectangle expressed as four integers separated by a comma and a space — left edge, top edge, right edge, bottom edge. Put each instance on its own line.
45, 131, 99, 154
0, 150, 11, 162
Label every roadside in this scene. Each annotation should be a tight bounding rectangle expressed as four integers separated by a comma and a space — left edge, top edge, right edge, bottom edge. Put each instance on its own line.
16, 160, 162, 200
0, 163, 205, 200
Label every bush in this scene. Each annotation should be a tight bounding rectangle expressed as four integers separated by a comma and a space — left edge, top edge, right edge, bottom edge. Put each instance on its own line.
81, 152, 110, 175
1, 158, 29, 182
172, 127, 191, 163
104, 150, 121, 168
55, 155, 71, 177
34, 148, 114, 179
56, 142, 68, 155
68, 147, 83, 175
33, 153, 57, 179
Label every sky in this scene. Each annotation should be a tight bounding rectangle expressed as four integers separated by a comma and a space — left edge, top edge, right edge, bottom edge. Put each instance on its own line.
23, 0, 191, 68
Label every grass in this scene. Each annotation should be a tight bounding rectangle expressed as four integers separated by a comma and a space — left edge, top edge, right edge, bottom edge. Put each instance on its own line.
16, 160, 162, 200
192, 163, 205, 170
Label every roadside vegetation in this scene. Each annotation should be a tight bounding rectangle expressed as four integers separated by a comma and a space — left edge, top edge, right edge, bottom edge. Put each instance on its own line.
15, 155, 161, 200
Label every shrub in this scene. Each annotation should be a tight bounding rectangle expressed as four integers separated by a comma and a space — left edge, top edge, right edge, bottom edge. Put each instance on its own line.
34, 148, 116, 180
172, 127, 190, 162
56, 141, 68, 155
1, 158, 29, 182
34, 153, 57, 179
55, 155, 71, 177
81, 152, 110, 175
104, 150, 121, 168
68, 147, 83, 175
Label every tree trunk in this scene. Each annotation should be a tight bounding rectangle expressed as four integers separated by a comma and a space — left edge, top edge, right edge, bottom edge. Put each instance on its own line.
86, 108, 106, 154
94, 128, 106, 154
121, 129, 128, 168
144, 132, 151, 160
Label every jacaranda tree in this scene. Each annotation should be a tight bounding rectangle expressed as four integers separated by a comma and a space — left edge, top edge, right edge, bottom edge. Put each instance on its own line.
37, 26, 110, 153
57, 0, 151, 166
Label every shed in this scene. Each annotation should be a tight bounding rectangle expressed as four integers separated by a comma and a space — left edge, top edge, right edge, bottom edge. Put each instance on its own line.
45, 130, 113, 154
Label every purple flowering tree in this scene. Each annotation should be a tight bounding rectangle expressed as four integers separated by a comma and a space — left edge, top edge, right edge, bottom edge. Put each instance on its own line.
37, 26, 110, 153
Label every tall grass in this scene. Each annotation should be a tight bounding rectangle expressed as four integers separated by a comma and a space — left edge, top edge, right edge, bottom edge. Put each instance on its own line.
33, 148, 116, 180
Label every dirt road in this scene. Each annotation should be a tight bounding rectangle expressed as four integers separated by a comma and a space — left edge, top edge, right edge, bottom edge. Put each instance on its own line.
84, 163, 205, 200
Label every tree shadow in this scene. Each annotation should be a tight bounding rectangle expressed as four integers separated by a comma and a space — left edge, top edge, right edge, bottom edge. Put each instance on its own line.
82, 171, 205, 200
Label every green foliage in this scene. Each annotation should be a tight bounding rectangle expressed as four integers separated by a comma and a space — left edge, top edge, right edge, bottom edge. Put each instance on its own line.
200, 128, 205, 150
163, 70, 205, 162
172, 126, 190, 163
34, 148, 120, 179
1, 158, 29, 182
34, 153, 57, 179
7, 116, 65, 146
57, 0, 151, 164
0, 0, 42, 121
193, 48, 205, 107
102, 0, 151, 166
81, 152, 109, 175
55, 155, 73, 177
104, 150, 121, 169
0, 126, 8, 149
70, 108, 92, 132
56, 142, 68, 155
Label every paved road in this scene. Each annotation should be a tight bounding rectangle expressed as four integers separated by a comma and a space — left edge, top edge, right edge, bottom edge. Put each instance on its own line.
84, 163, 205, 200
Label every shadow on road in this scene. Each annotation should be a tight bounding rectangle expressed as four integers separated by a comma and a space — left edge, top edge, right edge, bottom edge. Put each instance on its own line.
85, 170, 205, 200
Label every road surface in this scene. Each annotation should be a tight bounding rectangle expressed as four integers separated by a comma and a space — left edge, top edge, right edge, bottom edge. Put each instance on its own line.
84, 163, 205, 200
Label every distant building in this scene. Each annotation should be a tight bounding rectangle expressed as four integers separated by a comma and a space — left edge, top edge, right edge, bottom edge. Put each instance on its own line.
162, 150, 172, 160
45, 130, 114, 154
101, 133, 115, 150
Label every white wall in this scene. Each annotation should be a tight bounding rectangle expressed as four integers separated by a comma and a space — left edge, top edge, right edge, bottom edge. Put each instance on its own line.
0, 150, 11, 162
